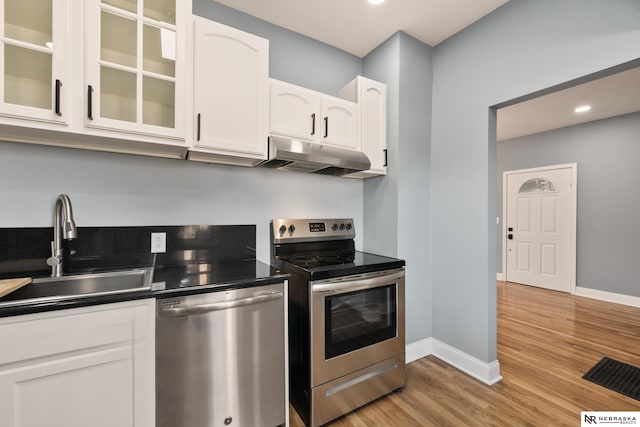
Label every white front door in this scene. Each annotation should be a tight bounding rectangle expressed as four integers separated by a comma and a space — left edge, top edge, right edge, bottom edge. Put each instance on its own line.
505, 165, 576, 292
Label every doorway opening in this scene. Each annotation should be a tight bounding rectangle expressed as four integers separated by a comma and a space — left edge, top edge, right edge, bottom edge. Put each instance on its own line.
502, 164, 577, 293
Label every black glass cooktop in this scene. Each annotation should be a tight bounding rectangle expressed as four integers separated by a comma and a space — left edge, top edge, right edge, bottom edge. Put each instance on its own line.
279, 250, 404, 280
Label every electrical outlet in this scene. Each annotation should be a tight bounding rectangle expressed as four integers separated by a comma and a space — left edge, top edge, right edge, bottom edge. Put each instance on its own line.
151, 232, 166, 253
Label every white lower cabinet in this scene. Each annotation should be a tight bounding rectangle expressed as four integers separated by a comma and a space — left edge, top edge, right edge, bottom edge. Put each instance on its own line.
0, 299, 155, 427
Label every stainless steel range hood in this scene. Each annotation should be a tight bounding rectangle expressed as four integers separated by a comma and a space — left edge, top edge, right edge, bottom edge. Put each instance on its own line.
257, 136, 370, 176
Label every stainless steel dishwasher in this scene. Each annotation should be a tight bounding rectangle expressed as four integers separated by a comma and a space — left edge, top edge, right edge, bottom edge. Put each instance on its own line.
156, 282, 286, 427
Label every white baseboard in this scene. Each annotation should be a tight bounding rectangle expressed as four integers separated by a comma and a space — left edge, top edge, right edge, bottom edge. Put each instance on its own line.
575, 286, 640, 308
406, 338, 502, 386
496, 272, 505, 281
406, 338, 432, 363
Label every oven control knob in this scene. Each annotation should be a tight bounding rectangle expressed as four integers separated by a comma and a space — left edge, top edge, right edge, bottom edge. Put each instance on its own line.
339, 223, 345, 230
346, 223, 352, 230
288, 225, 296, 234
332, 223, 338, 231
278, 225, 286, 236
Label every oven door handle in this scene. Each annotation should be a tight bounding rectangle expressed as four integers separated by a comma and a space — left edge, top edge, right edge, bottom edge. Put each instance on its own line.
312, 269, 404, 295
158, 291, 283, 318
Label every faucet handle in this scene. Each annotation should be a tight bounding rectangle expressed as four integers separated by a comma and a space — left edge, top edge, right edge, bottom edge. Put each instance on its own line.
46, 240, 62, 267
46, 256, 61, 267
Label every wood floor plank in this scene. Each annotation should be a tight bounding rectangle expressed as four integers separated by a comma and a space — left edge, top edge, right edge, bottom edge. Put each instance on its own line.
290, 281, 640, 426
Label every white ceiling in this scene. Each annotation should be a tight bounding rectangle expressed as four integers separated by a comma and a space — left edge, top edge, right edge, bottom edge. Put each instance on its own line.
214, 0, 639, 140
214, 0, 510, 57
497, 66, 640, 141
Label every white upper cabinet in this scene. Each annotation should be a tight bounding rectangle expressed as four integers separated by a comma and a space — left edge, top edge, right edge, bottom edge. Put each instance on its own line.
84, 0, 186, 139
189, 16, 268, 165
321, 97, 360, 150
269, 80, 319, 141
0, 0, 68, 123
270, 79, 360, 151
339, 76, 387, 177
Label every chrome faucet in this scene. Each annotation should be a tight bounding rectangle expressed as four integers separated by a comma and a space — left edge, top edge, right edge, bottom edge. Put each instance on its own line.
46, 194, 78, 277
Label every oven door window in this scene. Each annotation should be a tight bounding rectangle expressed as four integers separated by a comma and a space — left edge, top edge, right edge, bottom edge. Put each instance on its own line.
324, 284, 396, 359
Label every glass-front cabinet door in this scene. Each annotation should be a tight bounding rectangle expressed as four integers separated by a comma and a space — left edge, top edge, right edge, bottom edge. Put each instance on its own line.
0, 0, 67, 122
85, 0, 184, 139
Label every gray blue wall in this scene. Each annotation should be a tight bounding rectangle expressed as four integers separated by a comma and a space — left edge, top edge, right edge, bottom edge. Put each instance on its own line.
431, 0, 640, 363
497, 112, 640, 297
0, 142, 363, 264
0, 0, 367, 264
362, 33, 433, 345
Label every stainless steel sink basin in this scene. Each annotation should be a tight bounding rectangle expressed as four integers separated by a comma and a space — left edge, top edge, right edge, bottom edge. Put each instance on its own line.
0, 268, 152, 308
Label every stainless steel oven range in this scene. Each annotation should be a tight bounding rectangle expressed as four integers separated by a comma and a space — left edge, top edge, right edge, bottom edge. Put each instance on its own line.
272, 218, 405, 427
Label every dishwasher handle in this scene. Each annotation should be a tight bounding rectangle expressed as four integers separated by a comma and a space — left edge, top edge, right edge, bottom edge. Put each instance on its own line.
158, 291, 283, 318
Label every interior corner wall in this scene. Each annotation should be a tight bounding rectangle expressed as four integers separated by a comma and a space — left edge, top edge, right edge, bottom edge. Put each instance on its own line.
362, 34, 400, 259
363, 33, 433, 344
430, 0, 640, 363
398, 34, 433, 343
497, 112, 640, 298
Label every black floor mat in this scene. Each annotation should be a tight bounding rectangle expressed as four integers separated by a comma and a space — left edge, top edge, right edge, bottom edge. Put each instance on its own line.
583, 357, 640, 401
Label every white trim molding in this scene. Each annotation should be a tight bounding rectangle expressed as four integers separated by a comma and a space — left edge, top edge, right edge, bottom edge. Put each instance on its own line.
406, 338, 432, 364
406, 338, 502, 386
496, 272, 505, 281
575, 286, 640, 309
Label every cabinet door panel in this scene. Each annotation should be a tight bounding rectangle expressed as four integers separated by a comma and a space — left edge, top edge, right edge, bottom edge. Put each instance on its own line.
85, 0, 184, 139
321, 98, 359, 150
0, 348, 133, 427
270, 79, 319, 141
193, 17, 268, 158
360, 79, 386, 173
0, 0, 67, 123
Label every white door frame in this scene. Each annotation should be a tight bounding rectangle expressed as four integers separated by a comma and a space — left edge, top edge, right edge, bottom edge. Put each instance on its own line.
502, 163, 578, 294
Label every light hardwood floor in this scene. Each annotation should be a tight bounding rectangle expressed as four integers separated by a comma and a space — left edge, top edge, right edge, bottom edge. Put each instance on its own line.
290, 281, 640, 426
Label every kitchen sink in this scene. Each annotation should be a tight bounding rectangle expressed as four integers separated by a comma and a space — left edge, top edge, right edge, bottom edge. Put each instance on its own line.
0, 268, 152, 308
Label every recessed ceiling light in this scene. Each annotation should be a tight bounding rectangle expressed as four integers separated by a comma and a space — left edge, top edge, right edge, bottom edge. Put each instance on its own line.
368, 0, 385, 5
574, 105, 591, 113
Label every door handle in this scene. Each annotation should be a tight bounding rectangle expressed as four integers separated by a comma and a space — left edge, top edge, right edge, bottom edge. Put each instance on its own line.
54, 79, 62, 116
87, 85, 94, 120
197, 113, 201, 141
158, 292, 283, 318
508, 234, 513, 240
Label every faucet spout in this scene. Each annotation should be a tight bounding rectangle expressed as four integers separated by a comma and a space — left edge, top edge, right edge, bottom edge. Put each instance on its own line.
47, 194, 78, 277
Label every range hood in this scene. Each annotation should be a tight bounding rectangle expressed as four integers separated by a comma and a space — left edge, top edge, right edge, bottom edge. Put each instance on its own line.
257, 136, 370, 176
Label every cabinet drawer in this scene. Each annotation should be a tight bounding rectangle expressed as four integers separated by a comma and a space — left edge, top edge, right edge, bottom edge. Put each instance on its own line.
0, 301, 148, 366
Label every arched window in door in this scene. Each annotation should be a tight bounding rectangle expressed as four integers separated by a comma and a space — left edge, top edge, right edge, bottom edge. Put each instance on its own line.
519, 177, 557, 193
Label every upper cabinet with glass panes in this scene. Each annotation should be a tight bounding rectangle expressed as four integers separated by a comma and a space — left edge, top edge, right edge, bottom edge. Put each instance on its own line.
85, 0, 185, 139
0, 0, 68, 122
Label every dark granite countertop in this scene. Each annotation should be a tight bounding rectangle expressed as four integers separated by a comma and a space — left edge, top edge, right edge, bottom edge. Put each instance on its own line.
0, 260, 289, 318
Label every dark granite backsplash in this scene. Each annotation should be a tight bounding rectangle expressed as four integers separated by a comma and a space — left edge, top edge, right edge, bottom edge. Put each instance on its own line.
0, 225, 256, 279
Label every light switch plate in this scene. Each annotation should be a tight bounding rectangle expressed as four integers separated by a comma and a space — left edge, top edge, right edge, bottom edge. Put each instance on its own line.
151, 232, 166, 253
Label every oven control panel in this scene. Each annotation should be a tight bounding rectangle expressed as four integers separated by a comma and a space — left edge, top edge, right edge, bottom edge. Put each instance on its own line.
309, 222, 326, 232
272, 218, 355, 243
